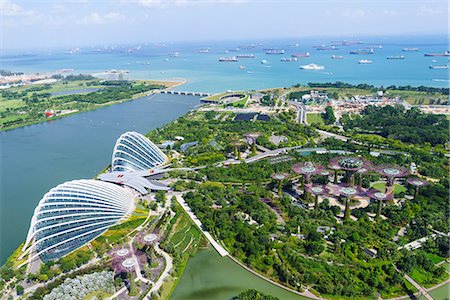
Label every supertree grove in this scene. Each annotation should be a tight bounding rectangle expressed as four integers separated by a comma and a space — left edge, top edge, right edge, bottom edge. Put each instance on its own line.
292, 162, 325, 200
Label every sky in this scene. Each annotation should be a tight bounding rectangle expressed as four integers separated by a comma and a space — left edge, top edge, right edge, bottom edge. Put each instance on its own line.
1, 0, 448, 49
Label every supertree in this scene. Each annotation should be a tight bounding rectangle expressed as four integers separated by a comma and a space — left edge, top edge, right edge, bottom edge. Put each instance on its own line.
335, 184, 365, 220
375, 164, 409, 192
367, 188, 394, 221
407, 178, 429, 199
329, 156, 371, 187
292, 162, 325, 201
271, 172, 288, 196
320, 170, 331, 184
135, 233, 158, 249
230, 139, 244, 160
244, 132, 261, 156
356, 161, 373, 187
305, 184, 330, 210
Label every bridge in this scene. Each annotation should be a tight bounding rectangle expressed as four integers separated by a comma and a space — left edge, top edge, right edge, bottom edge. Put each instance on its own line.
158, 90, 212, 97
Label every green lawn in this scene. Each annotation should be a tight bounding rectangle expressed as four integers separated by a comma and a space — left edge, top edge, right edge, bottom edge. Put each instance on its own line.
371, 182, 407, 195
306, 113, 324, 125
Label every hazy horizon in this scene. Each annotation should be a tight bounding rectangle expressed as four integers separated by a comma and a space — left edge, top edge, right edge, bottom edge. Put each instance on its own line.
2, 0, 448, 50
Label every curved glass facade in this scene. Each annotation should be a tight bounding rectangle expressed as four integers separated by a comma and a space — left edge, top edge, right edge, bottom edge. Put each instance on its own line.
112, 131, 168, 172
22, 180, 133, 262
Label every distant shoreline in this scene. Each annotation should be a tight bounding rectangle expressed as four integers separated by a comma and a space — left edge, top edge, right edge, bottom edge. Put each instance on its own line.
0, 79, 186, 133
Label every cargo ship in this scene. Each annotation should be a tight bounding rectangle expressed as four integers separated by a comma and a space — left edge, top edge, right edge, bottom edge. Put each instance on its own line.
350, 49, 374, 54
402, 48, 419, 51
300, 63, 324, 70
331, 55, 344, 59
316, 46, 338, 50
280, 57, 298, 62
358, 59, 373, 64
219, 57, 238, 62
424, 51, 450, 57
429, 65, 448, 69
265, 49, 285, 54
291, 52, 310, 57
387, 56, 405, 59
236, 54, 255, 58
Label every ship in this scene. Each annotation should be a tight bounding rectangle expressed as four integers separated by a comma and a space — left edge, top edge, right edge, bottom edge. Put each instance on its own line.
291, 52, 310, 57
227, 48, 240, 52
424, 51, 450, 57
239, 65, 246, 70
280, 57, 298, 62
316, 46, 338, 50
199, 48, 209, 53
366, 45, 383, 49
261, 59, 271, 65
331, 55, 344, 59
402, 48, 419, 52
219, 57, 238, 62
387, 56, 405, 59
358, 59, 373, 64
236, 54, 255, 58
265, 49, 285, 54
350, 49, 374, 54
168, 52, 181, 57
300, 63, 325, 70
429, 65, 448, 69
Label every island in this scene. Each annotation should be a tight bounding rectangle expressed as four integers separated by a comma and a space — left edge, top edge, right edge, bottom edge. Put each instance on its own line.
0, 82, 448, 300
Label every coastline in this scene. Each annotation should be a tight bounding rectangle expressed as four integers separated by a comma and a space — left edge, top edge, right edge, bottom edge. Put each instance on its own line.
2, 84, 448, 300
0, 78, 187, 133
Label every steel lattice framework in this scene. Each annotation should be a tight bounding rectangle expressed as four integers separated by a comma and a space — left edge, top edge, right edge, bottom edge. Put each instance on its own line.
21, 180, 134, 263
112, 131, 168, 172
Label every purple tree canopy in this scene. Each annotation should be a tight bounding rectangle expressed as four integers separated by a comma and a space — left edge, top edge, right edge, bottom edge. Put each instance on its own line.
367, 188, 394, 201
376, 164, 409, 179
329, 156, 371, 172
292, 162, 325, 176
407, 177, 429, 187
305, 184, 330, 195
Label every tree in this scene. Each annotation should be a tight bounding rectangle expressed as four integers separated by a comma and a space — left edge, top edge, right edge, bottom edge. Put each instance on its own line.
16, 285, 24, 296
322, 106, 336, 125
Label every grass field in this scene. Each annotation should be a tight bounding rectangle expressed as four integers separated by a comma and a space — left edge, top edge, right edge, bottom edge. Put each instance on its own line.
371, 182, 407, 195
306, 113, 324, 125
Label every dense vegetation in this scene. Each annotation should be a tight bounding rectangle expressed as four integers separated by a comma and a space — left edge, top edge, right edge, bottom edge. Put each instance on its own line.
234, 289, 279, 300
146, 110, 317, 167
341, 105, 449, 146
303, 81, 449, 95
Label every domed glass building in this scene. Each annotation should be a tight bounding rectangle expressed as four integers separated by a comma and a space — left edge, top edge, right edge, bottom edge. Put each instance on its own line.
21, 180, 134, 262
111, 131, 168, 172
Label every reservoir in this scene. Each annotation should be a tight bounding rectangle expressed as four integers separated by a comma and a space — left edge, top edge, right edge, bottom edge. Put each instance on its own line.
171, 247, 307, 300
0, 93, 200, 264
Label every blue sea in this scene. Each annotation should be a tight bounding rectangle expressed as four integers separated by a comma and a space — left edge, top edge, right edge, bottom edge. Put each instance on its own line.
1, 35, 449, 93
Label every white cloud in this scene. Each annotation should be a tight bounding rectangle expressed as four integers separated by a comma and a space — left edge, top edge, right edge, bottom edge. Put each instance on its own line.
341, 9, 366, 19
1, 0, 35, 16
382, 9, 396, 16
77, 12, 126, 25
130, 0, 248, 8
418, 5, 445, 15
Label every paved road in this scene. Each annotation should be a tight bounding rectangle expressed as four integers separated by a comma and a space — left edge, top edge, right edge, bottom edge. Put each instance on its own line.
316, 129, 348, 141
403, 273, 433, 300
